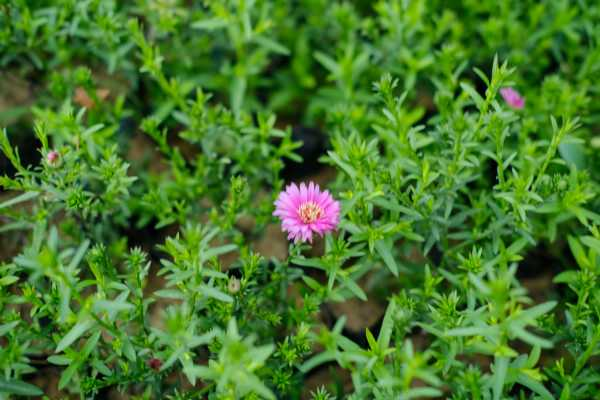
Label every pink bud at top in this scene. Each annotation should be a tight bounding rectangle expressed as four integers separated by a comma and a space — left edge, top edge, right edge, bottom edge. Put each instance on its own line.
46, 150, 60, 165
500, 87, 525, 109
273, 182, 340, 243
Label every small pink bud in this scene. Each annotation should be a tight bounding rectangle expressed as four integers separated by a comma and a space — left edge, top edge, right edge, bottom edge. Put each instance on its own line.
46, 151, 60, 166
500, 87, 525, 109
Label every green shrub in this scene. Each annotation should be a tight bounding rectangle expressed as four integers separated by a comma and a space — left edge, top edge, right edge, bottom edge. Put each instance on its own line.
1, 1, 600, 399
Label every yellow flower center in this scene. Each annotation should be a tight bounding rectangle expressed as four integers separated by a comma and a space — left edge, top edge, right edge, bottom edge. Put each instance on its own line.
298, 202, 324, 224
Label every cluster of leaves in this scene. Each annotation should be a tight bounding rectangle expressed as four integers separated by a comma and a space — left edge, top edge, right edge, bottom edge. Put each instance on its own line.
1, 1, 600, 399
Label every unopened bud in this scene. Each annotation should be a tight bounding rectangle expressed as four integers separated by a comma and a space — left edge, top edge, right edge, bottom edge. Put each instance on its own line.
228, 277, 241, 294
148, 358, 162, 371
46, 151, 60, 167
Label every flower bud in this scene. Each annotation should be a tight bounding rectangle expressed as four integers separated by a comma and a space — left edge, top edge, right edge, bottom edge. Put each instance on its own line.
228, 277, 241, 294
46, 150, 60, 167
148, 358, 162, 371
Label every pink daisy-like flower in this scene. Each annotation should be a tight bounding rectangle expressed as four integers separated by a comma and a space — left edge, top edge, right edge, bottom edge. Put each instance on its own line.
273, 182, 340, 243
500, 87, 525, 109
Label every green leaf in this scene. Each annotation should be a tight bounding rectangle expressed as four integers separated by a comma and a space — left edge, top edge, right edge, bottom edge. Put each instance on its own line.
93, 299, 135, 313
202, 244, 237, 260
67, 239, 90, 271
58, 362, 78, 390
460, 82, 485, 110
492, 356, 509, 400
200, 284, 233, 303
581, 236, 600, 255
0, 275, 18, 286
445, 325, 497, 337
0, 321, 19, 336
155, 289, 186, 299
512, 326, 553, 348
378, 299, 396, 349
365, 328, 377, 350
56, 319, 94, 353
230, 75, 246, 115
327, 151, 356, 179
0, 191, 39, 210
516, 373, 553, 400
244, 374, 276, 400
47, 355, 71, 366
343, 278, 367, 301
0, 378, 43, 396
567, 235, 589, 268
375, 240, 398, 276
517, 301, 557, 321
314, 51, 339, 74
558, 142, 586, 169
253, 35, 290, 55
473, 67, 490, 86
404, 387, 442, 399
553, 270, 578, 284
191, 18, 228, 30
527, 346, 541, 367
291, 257, 326, 270
371, 197, 422, 219
300, 350, 337, 373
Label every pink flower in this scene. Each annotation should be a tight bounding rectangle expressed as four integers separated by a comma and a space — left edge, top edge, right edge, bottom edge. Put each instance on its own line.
500, 87, 525, 109
273, 182, 340, 243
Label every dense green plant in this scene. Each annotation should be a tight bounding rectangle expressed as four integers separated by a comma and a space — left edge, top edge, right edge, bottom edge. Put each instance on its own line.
1, 1, 600, 399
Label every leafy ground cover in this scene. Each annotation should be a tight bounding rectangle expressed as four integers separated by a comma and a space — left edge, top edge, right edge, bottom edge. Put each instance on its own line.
1, 1, 600, 399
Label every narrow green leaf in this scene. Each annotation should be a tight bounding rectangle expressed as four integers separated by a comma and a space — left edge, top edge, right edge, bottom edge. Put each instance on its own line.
445, 325, 497, 337
314, 51, 339, 74
581, 236, 600, 254
460, 82, 485, 110
517, 301, 557, 321
375, 240, 398, 276
558, 142, 586, 169
567, 235, 589, 268
155, 289, 186, 299
200, 284, 233, 303
492, 356, 509, 400
93, 299, 135, 313
67, 239, 90, 271
0, 321, 19, 336
300, 350, 337, 373
371, 197, 422, 219
230, 75, 246, 115
56, 319, 94, 353
343, 278, 367, 301
291, 257, 326, 270
253, 35, 290, 55
0, 191, 39, 210
0, 378, 43, 396
0, 275, 18, 286
516, 373, 553, 400
553, 270, 578, 284
512, 326, 553, 348
47, 355, 71, 366
327, 151, 356, 179
378, 299, 396, 349
203, 244, 237, 260
404, 387, 442, 399
58, 362, 78, 390
191, 18, 228, 30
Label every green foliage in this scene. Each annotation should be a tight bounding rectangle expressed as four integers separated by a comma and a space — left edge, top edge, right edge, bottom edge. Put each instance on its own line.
1, 0, 600, 399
